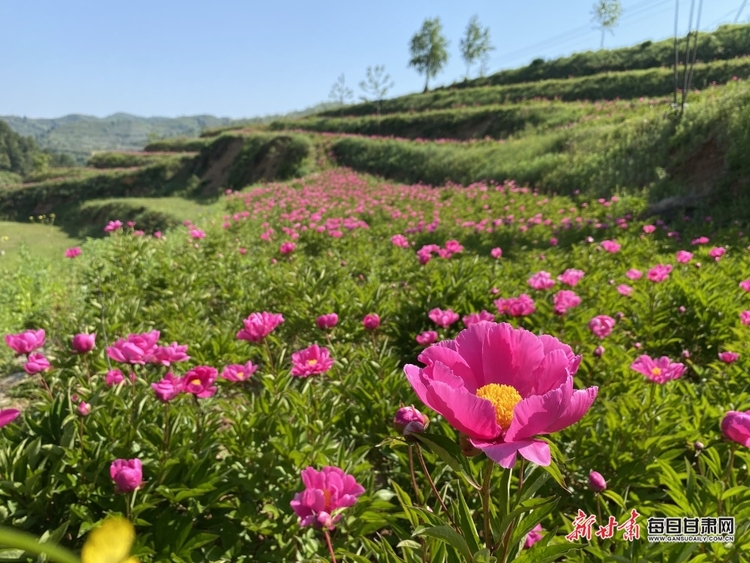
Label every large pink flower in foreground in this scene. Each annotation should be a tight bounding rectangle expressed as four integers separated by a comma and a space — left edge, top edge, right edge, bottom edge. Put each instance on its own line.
290, 466, 365, 529
721, 411, 750, 447
630, 355, 686, 384
237, 312, 284, 342
404, 322, 596, 468
291, 344, 334, 377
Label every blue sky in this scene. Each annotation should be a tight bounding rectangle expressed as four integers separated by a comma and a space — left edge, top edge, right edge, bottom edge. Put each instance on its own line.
1, 0, 746, 119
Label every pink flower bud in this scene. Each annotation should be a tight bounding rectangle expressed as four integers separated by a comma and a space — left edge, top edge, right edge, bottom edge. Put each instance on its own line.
588, 471, 607, 492
77, 402, 91, 416
594, 345, 605, 358
72, 333, 96, 354
393, 406, 429, 436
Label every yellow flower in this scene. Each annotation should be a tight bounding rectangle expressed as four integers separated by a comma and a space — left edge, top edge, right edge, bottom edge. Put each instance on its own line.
81, 517, 138, 563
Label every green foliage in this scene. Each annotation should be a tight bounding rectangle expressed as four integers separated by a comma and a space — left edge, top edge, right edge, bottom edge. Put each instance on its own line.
0, 121, 42, 177
143, 138, 212, 153
457, 23, 750, 88
459, 16, 494, 79
87, 152, 192, 169
409, 18, 450, 92
591, 0, 622, 49
321, 58, 750, 117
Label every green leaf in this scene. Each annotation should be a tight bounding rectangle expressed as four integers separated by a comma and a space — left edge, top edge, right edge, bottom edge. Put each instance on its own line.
512, 543, 583, 563
455, 487, 481, 554
413, 524, 473, 562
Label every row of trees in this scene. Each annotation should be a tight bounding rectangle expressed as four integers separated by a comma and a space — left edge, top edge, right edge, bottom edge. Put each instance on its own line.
329, 2, 625, 109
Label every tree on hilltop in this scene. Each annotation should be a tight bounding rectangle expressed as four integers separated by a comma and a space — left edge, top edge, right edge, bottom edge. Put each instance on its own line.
359, 65, 395, 119
408, 17, 449, 92
329, 74, 354, 116
591, 0, 622, 49
460, 16, 494, 79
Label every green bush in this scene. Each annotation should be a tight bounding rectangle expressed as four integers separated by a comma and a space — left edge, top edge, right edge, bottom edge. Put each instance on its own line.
321, 58, 750, 117
143, 138, 212, 153
87, 152, 189, 169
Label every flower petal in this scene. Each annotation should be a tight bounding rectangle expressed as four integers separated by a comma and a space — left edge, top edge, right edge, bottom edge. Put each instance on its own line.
518, 440, 551, 466
544, 386, 598, 434
504, 376, 574, 442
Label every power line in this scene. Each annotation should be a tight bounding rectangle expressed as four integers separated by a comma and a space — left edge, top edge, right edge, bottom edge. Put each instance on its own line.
735, 0, 749, 23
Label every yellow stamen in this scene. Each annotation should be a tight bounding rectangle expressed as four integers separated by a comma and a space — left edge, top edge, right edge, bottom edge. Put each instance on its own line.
651, 367, 662, 376
307, 359, 318, 366
190, 379, 201, 386
476, 384, 523, 430
236, 371, 245, 380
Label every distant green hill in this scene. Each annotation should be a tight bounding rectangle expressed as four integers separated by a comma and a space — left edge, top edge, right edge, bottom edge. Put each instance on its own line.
2, 103, 342, 165
0, 120, 38, 177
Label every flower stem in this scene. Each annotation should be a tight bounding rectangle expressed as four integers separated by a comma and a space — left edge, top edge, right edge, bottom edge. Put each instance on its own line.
408, 445, 424, 505
264, 339, 275, 375
645, 382, 657, 436
415, 445, 459, 530
323, 529, 337, 563
482, 460, 494, 552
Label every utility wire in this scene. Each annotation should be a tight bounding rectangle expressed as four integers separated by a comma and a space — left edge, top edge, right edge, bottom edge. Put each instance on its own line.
735, 0, 749, 22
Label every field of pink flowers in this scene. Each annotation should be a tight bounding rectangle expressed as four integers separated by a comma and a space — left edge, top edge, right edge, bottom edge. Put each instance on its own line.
1, 169, 749, 562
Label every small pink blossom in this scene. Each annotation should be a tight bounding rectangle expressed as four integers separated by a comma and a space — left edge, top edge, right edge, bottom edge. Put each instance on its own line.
524, 524, 543, 549
391, 234, 409, 248
594, 345, 605, 358
740, 311, 750, 326
708, 247, 726, 261
24, 353, 50, 375
221, 361, 258, 382
152, 343, 190, 366
490, 247, 503, 259
676, 250, 693, 263
495, 294, 536, 317
72, 333, 96, 354
77, 402, 91, 416
462, 311, 495, 327
5, 329, 45, 355
65, 247, 82, 258
647, 264, 673, 283
527, 271, 556, 290
601, 240, 621, 253
181, 366, 218, 398
558, 269, 585, 287
189, 228, 206, 239
691, 236, 709, 245
104, 220, 122, 233
631, 355, 686, 384
110, 459, 143, 493
718, 352, 739, 364
721, 411, 750, 447
589, 316, 616, 339
280, 241, 296, 254
428, 308, 460, 328
237, 312, 284, 342
151, 372, 184, 402
617, 284, 633, 297
393, 406, 429, 436
416, 331, 438, 346
625, 269, 643, 280
553, 290, 581, 315
642, 225, 656, 234
363, 314, 380, 330
290, 466, 365, 529
291, 344, 334, 377
741, 279, 750, 292
316, 313, 339, 330
105, 369, 127, 386
107, 331, 160, 365
0, 409, 21, 428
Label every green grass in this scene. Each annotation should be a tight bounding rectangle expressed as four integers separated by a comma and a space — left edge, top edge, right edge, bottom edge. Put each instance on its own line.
0, 220, 81, 263
79, 196, 224, 223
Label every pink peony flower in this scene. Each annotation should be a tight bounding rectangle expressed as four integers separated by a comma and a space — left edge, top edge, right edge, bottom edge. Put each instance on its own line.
491, 247, 503, 259
495, 294, 536, 317
444, 240, 464, 254
391, 234, 409, 248
643, 225, 656, 234
5, 329, 46, 355
740, 311, 750, 326
393, 405, 429, 436
416, 331, 438, 346
462, 311, 495, 327
151, 372, 184, 402
558, 269, 585, 287
107, 331, 160, 365
709, 247, 726, 261
721, 411, 750, 447
625, 269, 643, 280
77, 402, 91, 416
152, 343, 190, 366
237, 312, 284, 342
527, 271, 556, 290
718, 352, 739, 364
290, 466, 365, 529
589, 316, 616, 339
601, 240, 621, 253
363, 313, 380, 330
110, 459, 143, 493
280, 241, 296, 254
24, 353, 50, 375
553, 290, 581, 315
104, 220, 122, 233
105, 369, 127, 386
189, 228, 206, 239
691, 236, 709, 245
589, 471, 607, 492
221, 361, 258, 382
65, 247, 82, 258
428, 308, 460, 328
741, 279, 750, 292
647, 264, 673, 283
617, 284, 633, 297
524, 524, 543, 549
676, 251, 693, 264
594, 345, 605, 358
181, 366, 218, 398
404, 322, 595, 467
72, 333, 96, 354
630, 355, 686, 384
291, 344, 334, 377
0, 409, 21, 428
316, 313, 339, 330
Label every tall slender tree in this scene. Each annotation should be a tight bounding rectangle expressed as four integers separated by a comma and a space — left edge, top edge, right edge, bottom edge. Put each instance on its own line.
359, 65, 395, 118
459, 16, 494, 80
408, 17, 449, 92
591, 0, 623, 49
329, 74, 353, 116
